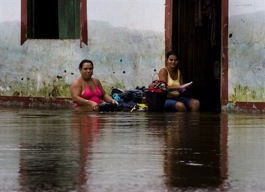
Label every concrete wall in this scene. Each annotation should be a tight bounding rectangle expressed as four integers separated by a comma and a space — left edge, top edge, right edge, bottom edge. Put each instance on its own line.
228, 0, 265, 102
0, 0, 165, 98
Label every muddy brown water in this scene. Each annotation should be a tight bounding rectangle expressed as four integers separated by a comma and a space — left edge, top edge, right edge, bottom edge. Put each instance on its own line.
1, 107, 265, 191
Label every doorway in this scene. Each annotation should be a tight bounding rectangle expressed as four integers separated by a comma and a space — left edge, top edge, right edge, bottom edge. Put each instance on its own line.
170, 0, 221, 111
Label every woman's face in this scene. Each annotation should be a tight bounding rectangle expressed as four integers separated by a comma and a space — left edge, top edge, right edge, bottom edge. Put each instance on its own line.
80, 62, 93, 80
167, 54, 179, 68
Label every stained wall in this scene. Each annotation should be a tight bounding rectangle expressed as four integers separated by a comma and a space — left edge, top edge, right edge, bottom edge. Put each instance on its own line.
228, 0, 265, 102
0, 0, 165, 98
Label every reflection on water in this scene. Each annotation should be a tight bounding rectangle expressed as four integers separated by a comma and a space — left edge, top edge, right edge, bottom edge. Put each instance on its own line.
1, 107, 265, 191
163, 113, 222, 189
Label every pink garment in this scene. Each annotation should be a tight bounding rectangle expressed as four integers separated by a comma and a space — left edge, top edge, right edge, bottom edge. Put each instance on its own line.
74, 85, 103, 108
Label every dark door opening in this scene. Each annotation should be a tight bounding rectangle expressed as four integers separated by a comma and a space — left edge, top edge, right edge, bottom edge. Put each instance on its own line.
171, 0, 221, 111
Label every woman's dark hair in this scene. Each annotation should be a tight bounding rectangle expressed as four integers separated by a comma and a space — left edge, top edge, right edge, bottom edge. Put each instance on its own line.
166, 50, 182, 65
166, 50, 179, 59
79, 59, 93, 69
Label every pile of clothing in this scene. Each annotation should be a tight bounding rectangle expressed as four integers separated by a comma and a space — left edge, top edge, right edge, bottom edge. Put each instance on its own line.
146, 80, 167, 93
145, 80, 168, 112
99, 81, 168, 112
99, 86, 148, 112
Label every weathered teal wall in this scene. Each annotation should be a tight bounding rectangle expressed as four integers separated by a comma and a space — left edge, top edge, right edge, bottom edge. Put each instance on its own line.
0, 0, 165, 98
228, 1, 265, 103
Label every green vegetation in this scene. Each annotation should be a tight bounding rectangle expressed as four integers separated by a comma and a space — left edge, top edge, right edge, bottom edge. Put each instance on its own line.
229, 84, 265, 102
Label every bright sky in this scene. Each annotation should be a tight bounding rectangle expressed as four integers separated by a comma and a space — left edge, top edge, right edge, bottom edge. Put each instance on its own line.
229, 0, 265, 16
87, 0, 165, 32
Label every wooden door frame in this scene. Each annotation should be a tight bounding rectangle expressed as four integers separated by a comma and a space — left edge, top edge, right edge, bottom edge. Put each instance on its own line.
164, 0, 228, 110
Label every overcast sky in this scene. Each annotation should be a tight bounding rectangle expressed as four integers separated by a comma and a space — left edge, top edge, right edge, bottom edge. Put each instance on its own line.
87, 0, 164, 32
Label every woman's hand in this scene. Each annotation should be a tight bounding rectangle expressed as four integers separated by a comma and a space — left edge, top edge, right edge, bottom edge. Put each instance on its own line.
177, 81, 193, 92
111, 99, 119, 105
90, 102, 99, 111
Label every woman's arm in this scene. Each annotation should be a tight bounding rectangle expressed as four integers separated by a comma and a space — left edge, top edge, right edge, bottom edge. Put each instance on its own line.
158, 68, 168, 83
178, 71, 193, 91
96, 79, 118, 105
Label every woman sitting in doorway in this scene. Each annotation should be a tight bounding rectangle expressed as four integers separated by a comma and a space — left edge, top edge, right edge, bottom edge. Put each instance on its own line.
158, 50, 200, 112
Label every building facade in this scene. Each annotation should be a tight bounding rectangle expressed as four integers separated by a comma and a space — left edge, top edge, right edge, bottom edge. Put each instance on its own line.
0, 0, 265, 112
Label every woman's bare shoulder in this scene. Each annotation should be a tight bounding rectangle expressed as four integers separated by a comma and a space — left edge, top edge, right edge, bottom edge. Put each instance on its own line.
159, 67, 168, 74
71, 77, 82, 87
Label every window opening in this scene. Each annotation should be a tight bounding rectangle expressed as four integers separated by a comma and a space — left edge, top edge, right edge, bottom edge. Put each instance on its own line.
27, 0, 80, 39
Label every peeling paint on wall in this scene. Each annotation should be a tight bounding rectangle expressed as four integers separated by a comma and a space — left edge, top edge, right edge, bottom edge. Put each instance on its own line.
229, 0, 265, 103
0, 1, 165, 98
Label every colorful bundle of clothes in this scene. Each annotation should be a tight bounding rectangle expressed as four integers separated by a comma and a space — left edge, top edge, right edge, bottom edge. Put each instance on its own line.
99, 81, 168, 112
145, 80, 168, 112
99, 86, 147, 112
146, 80, 167, 93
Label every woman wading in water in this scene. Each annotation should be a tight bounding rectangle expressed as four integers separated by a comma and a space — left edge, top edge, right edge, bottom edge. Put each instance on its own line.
70, 59, 118, 112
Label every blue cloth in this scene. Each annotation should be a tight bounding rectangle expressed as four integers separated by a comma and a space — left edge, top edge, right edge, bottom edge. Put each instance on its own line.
113, 93, 122, 103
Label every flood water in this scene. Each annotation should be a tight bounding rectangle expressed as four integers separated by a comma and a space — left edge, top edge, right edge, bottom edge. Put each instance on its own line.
1, 107, 265, 192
